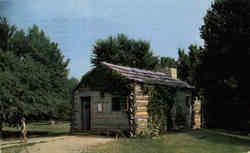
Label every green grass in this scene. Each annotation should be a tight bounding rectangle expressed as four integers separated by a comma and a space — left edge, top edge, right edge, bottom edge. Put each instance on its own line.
2, 121, 70, 152
2, 127, 250, 153
2, 121, 70, 139
89, 129, 250, 153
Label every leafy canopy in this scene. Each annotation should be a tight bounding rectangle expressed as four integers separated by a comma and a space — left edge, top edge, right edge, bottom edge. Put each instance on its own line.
198, 0, 250, 129
200, 0, 250, 99
0, 17, 71, 126
177, 45, 203, 97
83, 33, 160, 95
91, 33, 158, 70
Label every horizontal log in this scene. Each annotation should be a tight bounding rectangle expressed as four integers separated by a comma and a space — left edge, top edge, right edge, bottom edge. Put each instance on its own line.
136, 106, 147, 110
135, 114, 149, 119
135, 112, 148, 115
136, 99, 148, 103
135, 91, 146, 96
135, 103, 148, 107
136, 107, 147, 112
136, 110, 147, 113
137, 118, 147, 121
135, 111, 148, 115
135, 96, 149, 101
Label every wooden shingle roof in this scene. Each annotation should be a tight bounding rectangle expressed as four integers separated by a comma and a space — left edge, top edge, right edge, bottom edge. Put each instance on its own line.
101, 62, 194, 89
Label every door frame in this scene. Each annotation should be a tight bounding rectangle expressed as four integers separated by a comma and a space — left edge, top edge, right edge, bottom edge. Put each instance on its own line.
80, 96, 91, 130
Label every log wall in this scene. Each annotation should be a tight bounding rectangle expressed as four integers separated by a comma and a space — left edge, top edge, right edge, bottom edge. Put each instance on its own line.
134, 84, 149, 134
71, 86, 197, 134
91, 94, 129, 130
72, 88, 129, 132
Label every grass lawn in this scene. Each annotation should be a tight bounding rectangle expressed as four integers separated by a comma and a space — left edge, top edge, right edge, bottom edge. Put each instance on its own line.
2, 127, 249, 153
89, 129, 250, 153
2, 121, 70, 139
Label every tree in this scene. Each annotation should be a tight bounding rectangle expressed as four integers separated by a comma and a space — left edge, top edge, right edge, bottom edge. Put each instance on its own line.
155, 57, 177, 71
199, 0, 250, 130
177, 45, 203, 92
0, 17, 16, 51
58, 77, 79, 121
91, 33, 158, 70
177, 48, 190, 83
65, 77, 79, 93
0, 17, 70, 133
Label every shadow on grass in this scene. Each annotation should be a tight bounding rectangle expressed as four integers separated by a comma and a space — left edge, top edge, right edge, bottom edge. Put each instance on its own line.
186, 129, 250, 148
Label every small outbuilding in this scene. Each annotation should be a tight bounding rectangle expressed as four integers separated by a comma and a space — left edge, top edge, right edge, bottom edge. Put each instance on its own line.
71, 62, 200, 134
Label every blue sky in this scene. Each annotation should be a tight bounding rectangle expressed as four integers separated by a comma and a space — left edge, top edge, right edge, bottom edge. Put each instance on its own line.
0, 0, 214, 79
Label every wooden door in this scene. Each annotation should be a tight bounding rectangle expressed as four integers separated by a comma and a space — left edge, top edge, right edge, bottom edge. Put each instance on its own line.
81, 97, 91, 130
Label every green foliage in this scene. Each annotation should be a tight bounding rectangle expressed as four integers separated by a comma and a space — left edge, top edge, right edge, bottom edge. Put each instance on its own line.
158, 57, 177, 69
91, 33, 158, 70
148, 86, 177, 133
199, 0, 250, 129
58, 77, 79, 121
0, 17, 16, 51
135, 127, 160, 138
155, 57, 177, 73
177, 45, 203, 97
200, 0, 250, 95
0, 17, 72, 128
177, 45, 202, 85
80, 65, 133, 96
215, 0, 225, 3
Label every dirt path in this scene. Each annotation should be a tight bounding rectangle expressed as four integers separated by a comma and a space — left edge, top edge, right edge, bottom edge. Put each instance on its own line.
3, 136, 113, 153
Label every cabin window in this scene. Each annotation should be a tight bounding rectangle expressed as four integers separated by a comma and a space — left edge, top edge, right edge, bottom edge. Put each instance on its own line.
112, 97, 121, 111
97, 103, 103, 112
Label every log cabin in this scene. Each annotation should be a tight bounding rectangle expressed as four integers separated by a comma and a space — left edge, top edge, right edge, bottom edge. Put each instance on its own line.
71, 62, 200, 134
